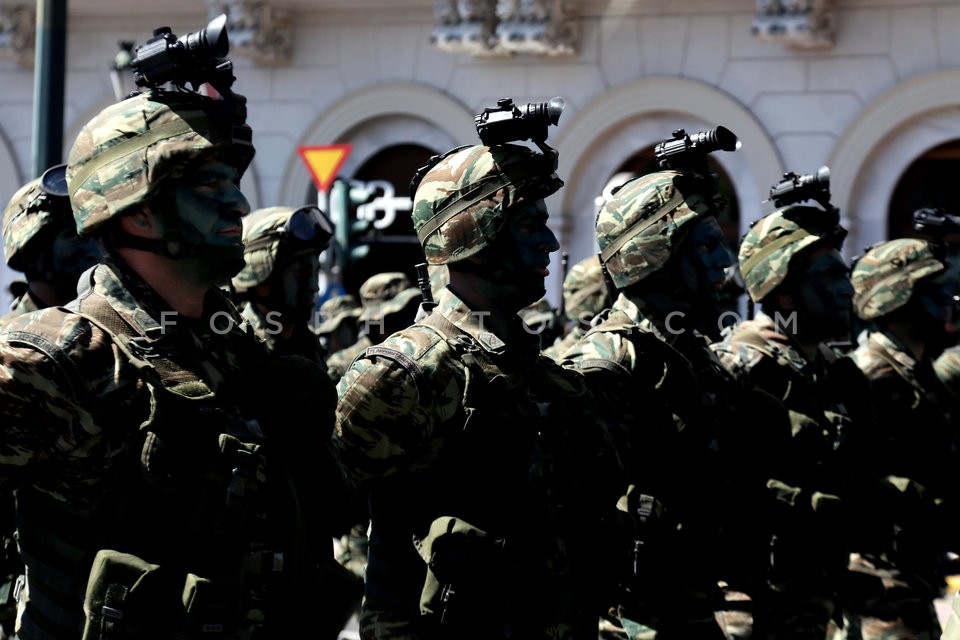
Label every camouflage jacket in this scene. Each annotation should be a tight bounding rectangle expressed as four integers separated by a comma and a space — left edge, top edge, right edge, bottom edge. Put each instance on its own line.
711, 313, 876, 487
561, 293, 791, 593
326, 333, 373, 383
334, 286, 624, 638
0, 285, 41, 330
0, 260, 334, 638
848, 329, 955, 498
239, 300, 329, 368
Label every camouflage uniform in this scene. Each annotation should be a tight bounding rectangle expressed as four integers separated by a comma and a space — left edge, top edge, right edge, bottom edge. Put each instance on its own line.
0, 163, 101, 329
325, 272, 421, 383
231, 205, 334, 366
0, 86, 340, 639
543, 254, 608, 361
334, 141, 625, 640
838, 238, 957, 640
711, 204, 876, 639
315, 294, 363, 355
1, 163, 102, 636
561, 169, 790, 640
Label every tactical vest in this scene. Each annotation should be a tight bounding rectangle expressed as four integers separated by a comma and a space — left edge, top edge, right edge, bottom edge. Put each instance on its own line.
7, 292, 279, 640
361, 311, 611, 638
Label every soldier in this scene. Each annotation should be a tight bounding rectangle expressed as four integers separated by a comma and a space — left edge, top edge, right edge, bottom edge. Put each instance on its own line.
315, 293, 363, 357
561, 165, 790, 639
0, 52, 338, 639
1, 163, 102, 327
839, 238, 960, 640
324, 271, 421, 383
231, 204, 334, 363
333, 137, 625, 640
711, 201, 876, 639
0, 165, 104, 637
231, 204, 369, 631
545, 254, 607, 361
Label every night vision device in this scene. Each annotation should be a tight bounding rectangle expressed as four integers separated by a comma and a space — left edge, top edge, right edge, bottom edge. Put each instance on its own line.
654, 126, 740, 173
474, 97, 565, 147
912, 207, 960, 239
768, 166, 835, 212
130, 14, 237, 98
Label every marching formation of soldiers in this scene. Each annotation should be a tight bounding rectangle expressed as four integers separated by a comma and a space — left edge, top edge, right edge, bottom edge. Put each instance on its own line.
0, 15, 959, 640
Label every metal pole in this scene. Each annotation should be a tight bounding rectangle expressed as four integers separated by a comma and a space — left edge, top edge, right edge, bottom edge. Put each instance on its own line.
31, 0, 67, 178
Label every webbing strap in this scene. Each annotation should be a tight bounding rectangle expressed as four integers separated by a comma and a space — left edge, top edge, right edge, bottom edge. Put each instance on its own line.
69, 117, 205, 200
738, 228, 814, 277
416, 175, 511, 244
74, 294, 207, 391
599, 188, 685, 263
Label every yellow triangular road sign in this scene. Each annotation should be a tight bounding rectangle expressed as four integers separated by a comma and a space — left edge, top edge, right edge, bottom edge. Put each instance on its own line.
298, 144, 352, 192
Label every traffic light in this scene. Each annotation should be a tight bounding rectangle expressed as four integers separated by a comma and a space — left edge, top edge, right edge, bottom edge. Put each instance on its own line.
329, 177, 377, 279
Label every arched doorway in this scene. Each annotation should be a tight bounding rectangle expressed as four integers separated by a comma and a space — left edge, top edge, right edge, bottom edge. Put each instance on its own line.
333, 143, 436, 296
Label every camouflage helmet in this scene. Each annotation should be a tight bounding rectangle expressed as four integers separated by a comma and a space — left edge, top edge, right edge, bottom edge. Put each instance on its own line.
597, 169, 717, 289
231, 205, 334, 293
67, 90, 255, 236
562, 255, 607, 322
2, 164, 72, 271
739, 205, 847, 303
851, 238, 946, 320
934, 345, 960, 397
315, 293, 362, 335
411, 143, 563, 265
357, 272, 421, 322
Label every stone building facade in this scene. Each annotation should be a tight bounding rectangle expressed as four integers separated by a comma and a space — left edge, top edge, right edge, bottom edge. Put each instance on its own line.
2, 0, 960, 308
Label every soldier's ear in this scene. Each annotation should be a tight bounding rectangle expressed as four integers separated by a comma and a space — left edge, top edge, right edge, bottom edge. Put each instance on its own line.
119, 207, 161, 238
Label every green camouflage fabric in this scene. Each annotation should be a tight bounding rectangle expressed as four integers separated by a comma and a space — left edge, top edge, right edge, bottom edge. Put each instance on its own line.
563, 254, 607, 324
519, 297, 555, 327
3, 174, 70, 271
314, 293, 362, 336
325, 334, 372, 384
711, 313, 880, 638
0, 259, 343, 638
562, 291, 796, 638
841, 329, 955, 639
238, 299, 328, 366
596, 170, 715, 290
411, 144, 563, 265
357, 272, 420, 323
738, 205, 844, 303
0, 288, 41, 330
934, 343, 960, 398
232, 206, 329, 293
334, 285, 624, 640
67, 90, 255, 236
851, 238, 945, 321
543, 323, 586, 361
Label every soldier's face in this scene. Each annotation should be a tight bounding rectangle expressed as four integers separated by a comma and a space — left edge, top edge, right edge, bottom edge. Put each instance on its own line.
677, 216, 732, 299
792, 246, 854, 339
276, 251, 321, 322
51, 223, 101, 283
174, 159, 249, 251
912, 273, 956, 327
497, 199, 560, 306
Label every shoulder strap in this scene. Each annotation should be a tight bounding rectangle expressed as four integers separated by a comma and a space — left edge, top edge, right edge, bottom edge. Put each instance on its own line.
70, 293, 211, 395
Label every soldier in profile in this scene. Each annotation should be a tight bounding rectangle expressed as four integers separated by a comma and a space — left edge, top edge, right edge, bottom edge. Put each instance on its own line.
334, 122, 624, 639
1, 163, 102, 328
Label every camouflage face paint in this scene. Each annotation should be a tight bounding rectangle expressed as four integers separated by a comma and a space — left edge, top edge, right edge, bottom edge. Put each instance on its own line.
791, 246, 853, 340
495, 199, 560, 307
677, 215, 732, 300
174, 159, 249, 248
275, 251, 321, 322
